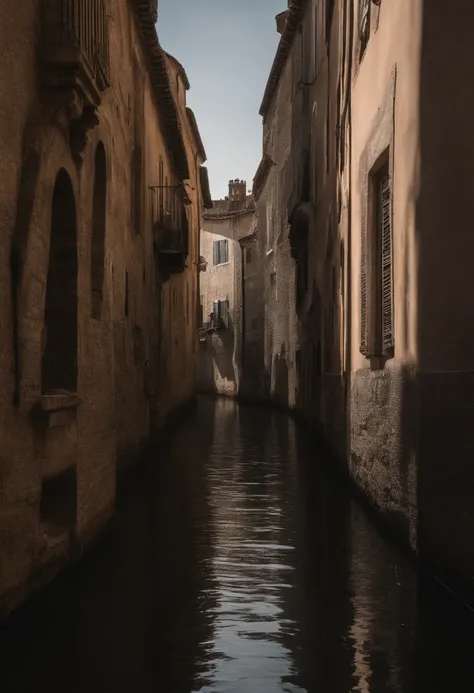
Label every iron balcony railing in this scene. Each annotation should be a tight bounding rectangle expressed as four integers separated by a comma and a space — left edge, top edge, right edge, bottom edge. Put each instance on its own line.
43, 0, 110, 92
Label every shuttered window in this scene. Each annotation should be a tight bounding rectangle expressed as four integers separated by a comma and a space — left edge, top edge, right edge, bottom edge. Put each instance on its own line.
360, 209, 368, 355
212, 299, 229, 328
380, 172, 394, 350
360, 159, 394, 357
213, 239, 229, 265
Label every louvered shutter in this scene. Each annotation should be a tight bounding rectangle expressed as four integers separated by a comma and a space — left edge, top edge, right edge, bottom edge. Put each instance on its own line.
224, 299, 229, 327
360, 211, 368, 355
213, 242, 217, 265
381, 173, 394, 350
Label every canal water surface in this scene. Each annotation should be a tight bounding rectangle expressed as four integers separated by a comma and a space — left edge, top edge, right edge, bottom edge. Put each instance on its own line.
2, 397, 474, 692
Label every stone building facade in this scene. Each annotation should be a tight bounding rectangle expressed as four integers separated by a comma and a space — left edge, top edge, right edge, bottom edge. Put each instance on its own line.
257, 0, 474, 578
198, 180, 264, 399
0, 0, 206, 617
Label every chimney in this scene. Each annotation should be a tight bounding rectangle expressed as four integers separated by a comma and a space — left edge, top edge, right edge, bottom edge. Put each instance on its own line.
228, 178, 247, 202
276, 9, 289, 34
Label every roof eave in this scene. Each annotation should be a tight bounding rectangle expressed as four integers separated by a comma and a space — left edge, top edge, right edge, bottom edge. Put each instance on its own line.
200, 166, 213, 209
187, 107, 207, 163
259, 0, 309, 118
164, 51, 191, 90
134, 3, 189, 180
252, 154, 274, 200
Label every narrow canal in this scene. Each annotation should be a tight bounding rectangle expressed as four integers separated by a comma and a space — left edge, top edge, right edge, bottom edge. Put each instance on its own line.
1, 397, 474, 692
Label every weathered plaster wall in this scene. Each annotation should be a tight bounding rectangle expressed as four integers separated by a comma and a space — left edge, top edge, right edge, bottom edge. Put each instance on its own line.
260, 46, 298, 409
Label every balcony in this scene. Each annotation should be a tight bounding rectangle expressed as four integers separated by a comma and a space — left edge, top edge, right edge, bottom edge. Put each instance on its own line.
152, 185, 190, 279
41, 0, 110, 110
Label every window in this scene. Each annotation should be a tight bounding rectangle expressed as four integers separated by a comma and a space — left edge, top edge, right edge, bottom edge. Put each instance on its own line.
213, 239, 228, 265
359, 0, 371, 57
266, 203, 275, 252
212, 299, 229, 329
91, 142, 107, 319
360, 158, 394, 357
42, 169, 78, 394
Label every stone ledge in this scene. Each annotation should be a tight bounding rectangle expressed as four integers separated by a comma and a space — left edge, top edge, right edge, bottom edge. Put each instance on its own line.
40, 392, 81, 413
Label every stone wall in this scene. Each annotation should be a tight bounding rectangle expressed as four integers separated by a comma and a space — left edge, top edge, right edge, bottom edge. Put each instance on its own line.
0, 1, 202, 616
259, 44, 299, 410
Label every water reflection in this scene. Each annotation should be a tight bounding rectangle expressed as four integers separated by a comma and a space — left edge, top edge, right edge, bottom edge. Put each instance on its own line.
1, 397, 474, 692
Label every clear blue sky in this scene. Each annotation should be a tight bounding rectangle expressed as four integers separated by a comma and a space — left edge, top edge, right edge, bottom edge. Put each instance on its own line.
157, 0, 284, 200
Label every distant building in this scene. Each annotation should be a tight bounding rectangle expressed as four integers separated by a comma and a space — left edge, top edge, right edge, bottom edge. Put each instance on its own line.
198, 180, 265, 399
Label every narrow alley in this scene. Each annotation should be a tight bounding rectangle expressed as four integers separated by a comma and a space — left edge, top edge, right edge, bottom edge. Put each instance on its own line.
2, 398, 474, 693
2, 0, 474, 690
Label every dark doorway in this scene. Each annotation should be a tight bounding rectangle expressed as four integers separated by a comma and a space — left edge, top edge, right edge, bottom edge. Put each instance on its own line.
41, 169, 78, 394
91, 142, 107, 319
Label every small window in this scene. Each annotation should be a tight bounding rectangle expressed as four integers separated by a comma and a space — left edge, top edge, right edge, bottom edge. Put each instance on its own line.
266, 203, 275, 252
213, 239, 229, 265
246, 247, 252, 264
360, 157, 394, 357
359, 0, 371, 58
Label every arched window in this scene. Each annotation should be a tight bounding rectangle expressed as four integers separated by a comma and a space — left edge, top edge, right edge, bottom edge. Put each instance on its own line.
91, 142, 107, 319
42, 169, 78, 394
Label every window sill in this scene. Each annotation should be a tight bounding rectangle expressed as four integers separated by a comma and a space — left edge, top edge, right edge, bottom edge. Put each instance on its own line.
40, 392, 81, 413
362, 353, 394, 371
214, 261, 230, 267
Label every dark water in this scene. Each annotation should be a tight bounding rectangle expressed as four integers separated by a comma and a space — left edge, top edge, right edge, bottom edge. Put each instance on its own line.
2, 397, 474, 692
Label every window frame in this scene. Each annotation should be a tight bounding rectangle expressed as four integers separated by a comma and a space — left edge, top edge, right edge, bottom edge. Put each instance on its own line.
360, 151, 394, 359
212, 238, 229, 266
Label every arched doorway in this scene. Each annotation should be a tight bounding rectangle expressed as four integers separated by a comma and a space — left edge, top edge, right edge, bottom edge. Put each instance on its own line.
41, 169, 78, 394
91, 142, 107, 319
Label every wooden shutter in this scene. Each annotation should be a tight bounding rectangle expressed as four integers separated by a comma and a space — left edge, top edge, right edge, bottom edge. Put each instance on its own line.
223, 240, 228, 263
213, 242, 217, 265
381, 173, 394, 350
221, 299, 229, 328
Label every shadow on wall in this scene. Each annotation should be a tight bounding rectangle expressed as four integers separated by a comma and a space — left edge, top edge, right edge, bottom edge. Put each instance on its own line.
197, 316, 236, 396
411, 0, 474, 580
273, 344, 289, 407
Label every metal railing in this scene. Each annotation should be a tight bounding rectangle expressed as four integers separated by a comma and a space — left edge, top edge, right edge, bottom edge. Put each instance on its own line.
49, 0, 110, 89
151, 183, 190, 255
